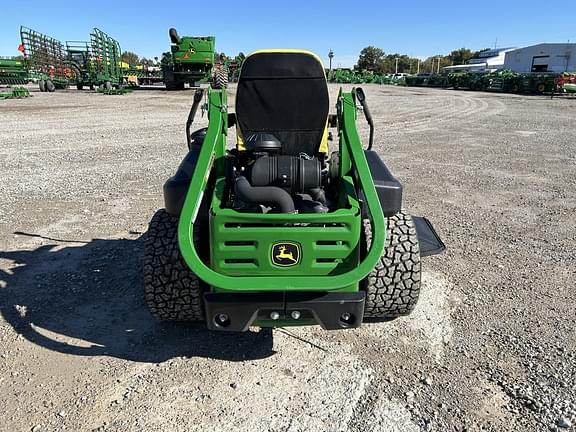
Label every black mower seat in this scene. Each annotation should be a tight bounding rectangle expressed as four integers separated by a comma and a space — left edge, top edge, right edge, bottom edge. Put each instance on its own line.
235, 50, 329, 156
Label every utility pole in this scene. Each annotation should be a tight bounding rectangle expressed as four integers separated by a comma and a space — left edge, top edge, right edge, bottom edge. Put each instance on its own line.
328, 49, 334, 72
437, 56, 441, 74
395, 57, 399, 74
417, 59, 420, 74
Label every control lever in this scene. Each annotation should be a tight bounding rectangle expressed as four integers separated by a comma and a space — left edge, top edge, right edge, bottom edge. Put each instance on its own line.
355, 87, 374, 151
186, 88, 205, 149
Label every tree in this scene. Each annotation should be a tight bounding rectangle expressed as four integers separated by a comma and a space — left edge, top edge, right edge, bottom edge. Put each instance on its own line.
357, 46, 385, 71
121, 51, 139, 66
447, 48, 474, 65
421, 55, 452, 73
378, 54, 414, 74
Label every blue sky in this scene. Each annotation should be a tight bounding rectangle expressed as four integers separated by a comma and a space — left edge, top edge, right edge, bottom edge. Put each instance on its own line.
2, 0, 576, 67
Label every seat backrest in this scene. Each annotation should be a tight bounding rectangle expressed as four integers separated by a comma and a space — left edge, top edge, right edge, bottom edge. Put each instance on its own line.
236, 50, 329, 156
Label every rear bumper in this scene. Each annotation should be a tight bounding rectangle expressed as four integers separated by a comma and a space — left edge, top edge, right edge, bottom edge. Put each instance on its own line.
204, 291, 366, 332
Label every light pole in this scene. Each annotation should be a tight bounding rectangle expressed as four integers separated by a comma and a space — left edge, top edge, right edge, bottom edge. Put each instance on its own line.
395, 57, 399, 74
328, 49, 334, 72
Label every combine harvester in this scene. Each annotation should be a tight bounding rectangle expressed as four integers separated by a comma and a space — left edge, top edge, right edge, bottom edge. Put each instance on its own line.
161, 28, 226, 90
19, 26, 71, 92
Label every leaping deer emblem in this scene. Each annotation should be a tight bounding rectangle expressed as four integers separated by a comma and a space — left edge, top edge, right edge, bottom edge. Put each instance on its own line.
275, 245, 297, 263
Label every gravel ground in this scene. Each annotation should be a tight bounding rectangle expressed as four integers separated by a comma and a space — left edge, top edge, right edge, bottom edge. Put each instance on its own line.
0, 84, 575, 432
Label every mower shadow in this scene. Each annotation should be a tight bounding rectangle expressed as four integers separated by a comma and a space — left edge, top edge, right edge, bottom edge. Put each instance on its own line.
0, 233, 274, 363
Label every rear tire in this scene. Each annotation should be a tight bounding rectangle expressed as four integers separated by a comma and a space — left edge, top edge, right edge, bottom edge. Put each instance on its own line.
362, 209, 421, 319
46, 80, 56, 92
165, 79, 184, 90
212, 67, 228, 89
104, 81, 112, 91
77, 83, 83, 90
39, 80, 46, 92
144, 209, 205, 321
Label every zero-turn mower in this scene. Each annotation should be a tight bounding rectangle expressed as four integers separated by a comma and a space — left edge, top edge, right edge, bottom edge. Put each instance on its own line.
144, 50, 444, 331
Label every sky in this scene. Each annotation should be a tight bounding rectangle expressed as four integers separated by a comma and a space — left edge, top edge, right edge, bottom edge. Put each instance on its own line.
2, 0, 576, 68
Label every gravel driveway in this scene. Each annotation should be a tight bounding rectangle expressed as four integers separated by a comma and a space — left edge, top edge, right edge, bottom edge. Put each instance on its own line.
0, 84, 575, 431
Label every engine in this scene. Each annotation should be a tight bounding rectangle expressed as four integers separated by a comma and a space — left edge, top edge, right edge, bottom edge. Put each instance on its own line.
228, 133, 332, 213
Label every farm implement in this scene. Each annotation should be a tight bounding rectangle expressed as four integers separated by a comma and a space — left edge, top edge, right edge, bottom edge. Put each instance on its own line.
0, 57, 30, 85
328, 68, 404, 85
20, 26, 72, 92
0, 86, 30, 99
555, 73, 576, 93
407, 70, 566, 95
67, 29, 124, 91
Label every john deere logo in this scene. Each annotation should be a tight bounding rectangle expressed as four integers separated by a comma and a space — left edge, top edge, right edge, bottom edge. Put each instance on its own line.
272, 242, 300, 267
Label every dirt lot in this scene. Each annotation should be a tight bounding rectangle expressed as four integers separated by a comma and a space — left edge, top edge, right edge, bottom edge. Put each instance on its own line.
0, 84, 575, 432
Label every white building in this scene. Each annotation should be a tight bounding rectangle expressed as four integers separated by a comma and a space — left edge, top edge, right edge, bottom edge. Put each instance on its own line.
443, 48, 516, 73
503, 44, 576, 73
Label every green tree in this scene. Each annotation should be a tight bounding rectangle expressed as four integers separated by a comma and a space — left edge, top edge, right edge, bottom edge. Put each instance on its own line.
357, 46, 385, 71
121, 51, 139, 66
447, 48, 474, 65
421, 55, 452, 73
379, 54, 414, 74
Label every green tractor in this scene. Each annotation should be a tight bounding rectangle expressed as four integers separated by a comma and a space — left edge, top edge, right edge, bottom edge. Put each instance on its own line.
161, 28, 226, 90
144, 50, 444, 331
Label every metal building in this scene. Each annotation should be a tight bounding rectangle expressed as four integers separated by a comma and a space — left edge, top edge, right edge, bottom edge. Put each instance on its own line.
503, 44, 576, 73
443, 48, 516, 73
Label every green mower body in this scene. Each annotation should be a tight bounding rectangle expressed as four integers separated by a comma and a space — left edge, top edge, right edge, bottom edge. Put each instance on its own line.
145, 50, 444, 331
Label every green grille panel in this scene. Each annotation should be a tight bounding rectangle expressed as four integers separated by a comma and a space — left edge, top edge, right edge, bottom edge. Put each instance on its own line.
209, 176, 361, 286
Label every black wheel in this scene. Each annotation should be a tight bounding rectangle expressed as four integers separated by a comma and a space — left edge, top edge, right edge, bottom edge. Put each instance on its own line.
144, 209, 205, 321
46, 80, 56, 92
536, 83, 546, 94
104, 81, 112, 90
38, 80, 46, 92
165, 79, 182, 90
76, 83, 83, 90
212, 67, 228, 89
362, 209, 421, 319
